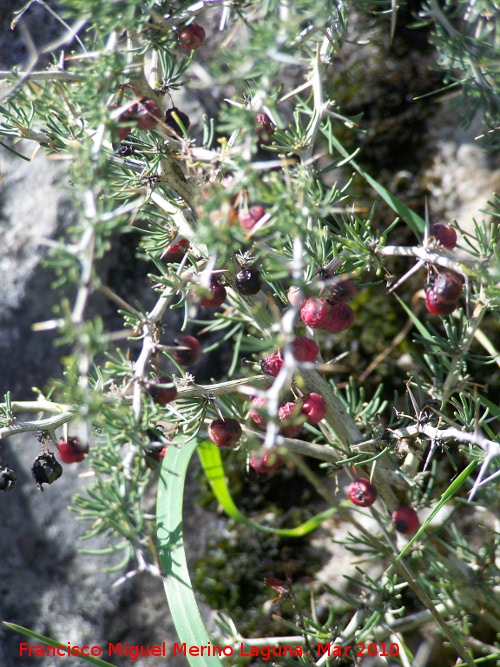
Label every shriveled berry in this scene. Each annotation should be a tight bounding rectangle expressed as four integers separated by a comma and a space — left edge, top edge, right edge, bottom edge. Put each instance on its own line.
177, 22, 206, 50
0, 466, 17, 492
255, 113, 275, 144
301, 393, 328, 425
147, 377, 178, 406
290, 336, 319, 363
172, 335, 201, 366
348, 478, 378, 507
429, 223, 457, 249
326, 279, 357, 304
145, 444, 169, 466
249, 396, 268, 426
432, 272, 463, 304
136, 98, 161, 130
199, 275, 227, 308
235, 267, 262, 295
249, 450, 281, 473
238, 205, 266, 230
208, 418, 242, 448
58, 437, 89, 464
392, 506, 420, 535
278, 401, 304, 438
425, 289, 457, 316
32, 452, 63, 491
162, 237, 189, 263
165, 107, 191, 135
300, 298, 354, 333
260, 352, 283, 377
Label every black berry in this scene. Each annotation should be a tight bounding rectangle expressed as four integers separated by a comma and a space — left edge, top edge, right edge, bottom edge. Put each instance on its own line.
165, 107, 191, 135
235, 267, 262, 295
0, 466, 17, 491
32, 452, 63, 491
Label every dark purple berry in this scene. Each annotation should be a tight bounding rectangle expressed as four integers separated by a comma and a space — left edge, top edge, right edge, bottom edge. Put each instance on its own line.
235, 267, 262, 295
348, 478, 378, 507
199, 275, 227, 308
172, 336, 201, 366
136, 98, 162, 130
208, 418, 242, 448
432, 272, 463, 304
177, 23, 206, 50
325, 279, 357, 304
425, 289, 457, 316
147, 376, 178, 406
429, 223, 457, 249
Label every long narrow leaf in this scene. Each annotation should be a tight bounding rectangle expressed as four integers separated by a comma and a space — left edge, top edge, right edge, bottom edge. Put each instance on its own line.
197, 440, 336, 536
156, 440, 224, 667
327, 134, 425, 235
2, 622, 116, 667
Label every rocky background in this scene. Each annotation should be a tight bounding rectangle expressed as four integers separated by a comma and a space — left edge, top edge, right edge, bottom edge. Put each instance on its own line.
0, 2, 498, 666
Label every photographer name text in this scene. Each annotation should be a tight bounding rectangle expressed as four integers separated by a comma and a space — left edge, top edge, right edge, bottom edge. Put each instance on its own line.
20, 640, 400, 661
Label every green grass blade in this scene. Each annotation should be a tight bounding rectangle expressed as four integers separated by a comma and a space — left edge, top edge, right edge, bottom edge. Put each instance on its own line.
156, 440, 224, 667
396, 460, 477, 561
394, 294, 433, 340
327, 134, 425, 235
2, 622, 116, 667
197, 440, 336, 536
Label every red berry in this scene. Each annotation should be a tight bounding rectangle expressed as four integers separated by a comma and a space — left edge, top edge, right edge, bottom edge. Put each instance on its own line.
165, 107, 191, 135
424, 289, 457, 316
57, 437, 89, 464
300, 298, 354, 333
255, 113, 275, 144
109, 103, 137, 141
238, 205, 266, 230
429, 223, 457, 249
136, 98, 161, 130
147, 377, 178, 406
249, 450, 281, 473
235, 267, 262, 295
208, 418, 242, 448
326, 279, 357, 304
260, 351, 284, 377
172, 335, 200, 366
199, 275, 227, 308
432, 272, 463, 304
301, 393, 328, 424
249, 396, 268, 426
392, 506, 420, 535
145, 444, 169, 466
348, 478, 378, 507
177, 22, 206, 50
162, 237, 189, 263
278, 401, 304, 438
290, 336, 319, 363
